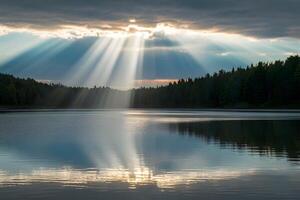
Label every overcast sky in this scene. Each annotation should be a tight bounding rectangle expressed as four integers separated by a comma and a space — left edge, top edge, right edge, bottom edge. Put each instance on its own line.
0, 0, 299, 38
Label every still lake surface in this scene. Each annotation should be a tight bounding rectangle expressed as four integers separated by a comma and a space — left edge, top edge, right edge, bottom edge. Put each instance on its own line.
0, 110, 300, 199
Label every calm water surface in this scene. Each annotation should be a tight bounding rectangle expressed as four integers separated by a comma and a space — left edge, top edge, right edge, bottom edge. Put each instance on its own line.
0, 110, 300, 199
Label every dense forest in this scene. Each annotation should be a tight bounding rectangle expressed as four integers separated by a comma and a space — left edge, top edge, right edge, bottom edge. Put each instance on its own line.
0, 75, 128, 108
134, 55, 300, 108
0, 55, 299, 108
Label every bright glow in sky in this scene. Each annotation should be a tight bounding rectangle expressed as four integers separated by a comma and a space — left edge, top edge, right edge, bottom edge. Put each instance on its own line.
0, 23, 299, 89
0, 23, 185, 39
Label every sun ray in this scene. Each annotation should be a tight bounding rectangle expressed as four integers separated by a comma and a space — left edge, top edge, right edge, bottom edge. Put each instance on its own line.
65, 37, 112, 86
85, 37, 126, 87
112, 35, 145, 89
0, 34, 45, 66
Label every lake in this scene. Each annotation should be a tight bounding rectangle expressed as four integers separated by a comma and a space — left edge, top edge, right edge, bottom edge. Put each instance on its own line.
0, 110, 299, 200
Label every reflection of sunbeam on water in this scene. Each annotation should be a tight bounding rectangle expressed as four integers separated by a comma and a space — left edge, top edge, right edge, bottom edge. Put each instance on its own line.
22, 112, 257, 190
0, 110, 299, 197
82, 114, 145, 173
0, 168, 255, 189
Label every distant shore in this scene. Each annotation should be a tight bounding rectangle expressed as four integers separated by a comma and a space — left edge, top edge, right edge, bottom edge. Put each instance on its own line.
1, 107, 300, 113
1, 56, 300, 109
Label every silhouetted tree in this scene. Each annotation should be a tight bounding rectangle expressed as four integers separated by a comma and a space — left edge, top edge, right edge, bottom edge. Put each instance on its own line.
0, 56, 299, 108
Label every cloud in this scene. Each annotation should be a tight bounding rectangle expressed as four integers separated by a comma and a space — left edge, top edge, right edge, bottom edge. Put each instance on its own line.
0, 0, 299, 38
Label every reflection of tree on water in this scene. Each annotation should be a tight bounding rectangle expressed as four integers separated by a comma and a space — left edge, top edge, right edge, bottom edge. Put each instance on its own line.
170, 120, 300, 162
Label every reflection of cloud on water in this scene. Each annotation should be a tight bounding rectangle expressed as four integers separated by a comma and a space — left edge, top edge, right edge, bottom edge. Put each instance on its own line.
0, 110, 298, 191
0, 168, 255, 189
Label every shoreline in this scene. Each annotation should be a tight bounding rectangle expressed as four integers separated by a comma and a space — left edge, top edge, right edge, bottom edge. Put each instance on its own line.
1, 107, 300, 113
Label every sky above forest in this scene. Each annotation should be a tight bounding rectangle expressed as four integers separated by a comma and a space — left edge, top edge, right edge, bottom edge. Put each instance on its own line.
0, 0, 299, 88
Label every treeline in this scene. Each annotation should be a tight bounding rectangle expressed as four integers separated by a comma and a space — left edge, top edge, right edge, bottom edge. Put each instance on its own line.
0, 74, 128, 108
0, 55, 300, 108
133, 55, 300, 108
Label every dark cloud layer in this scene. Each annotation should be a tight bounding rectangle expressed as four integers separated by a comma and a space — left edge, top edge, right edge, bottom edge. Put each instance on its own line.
0, 0, 299, 38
